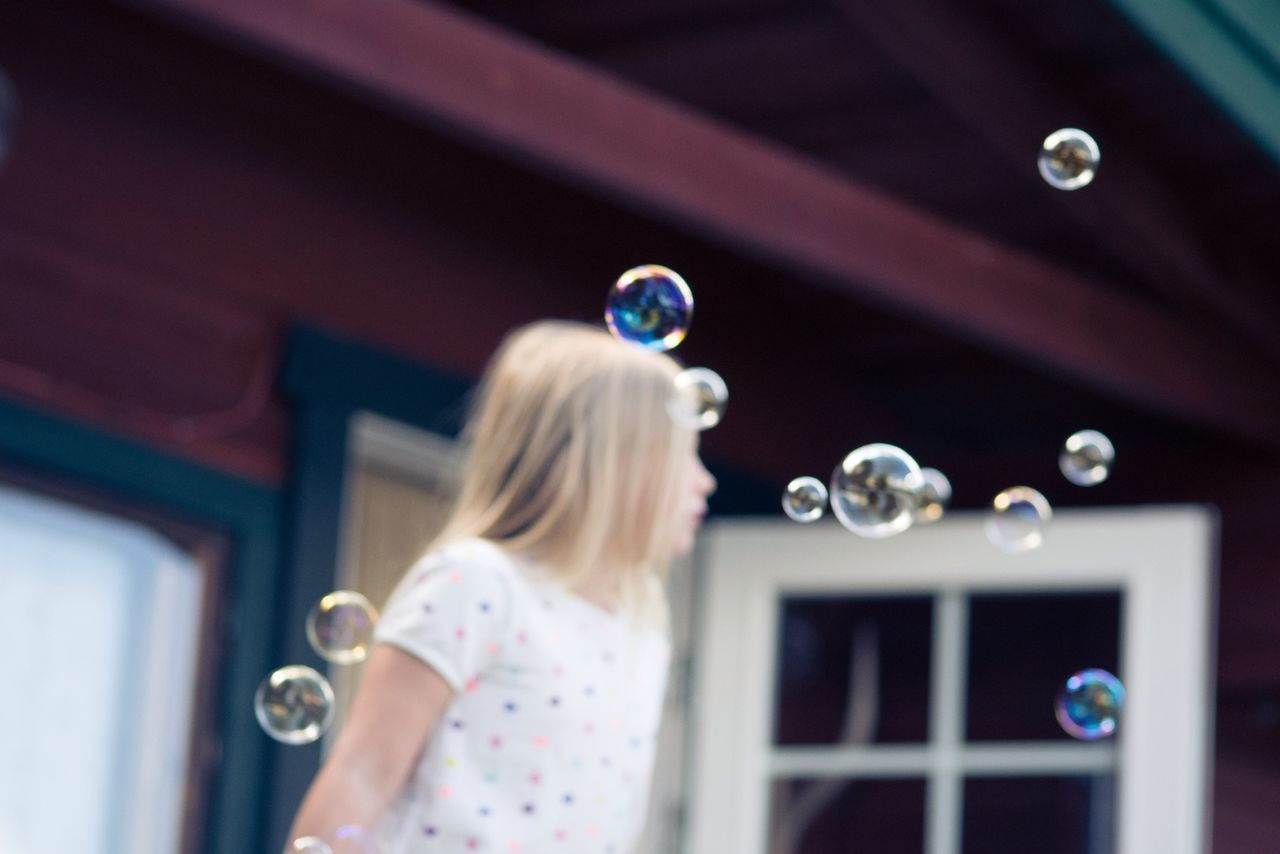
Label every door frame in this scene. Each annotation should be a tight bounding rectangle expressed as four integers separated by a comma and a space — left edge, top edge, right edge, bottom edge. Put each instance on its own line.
0, 396, 282, 854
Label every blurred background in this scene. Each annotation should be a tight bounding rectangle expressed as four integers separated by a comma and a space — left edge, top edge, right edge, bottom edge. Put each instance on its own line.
0, 0, 1277, 852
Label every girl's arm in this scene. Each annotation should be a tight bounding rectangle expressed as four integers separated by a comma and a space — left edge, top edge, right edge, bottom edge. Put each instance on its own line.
285, 643, 454, 845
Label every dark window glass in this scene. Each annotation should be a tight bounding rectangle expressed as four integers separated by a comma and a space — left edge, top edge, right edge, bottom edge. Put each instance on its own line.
963, 775, 1115, 854
774, 596, 932, 745
966, 592, 1121, 741
769, 777, 927, 854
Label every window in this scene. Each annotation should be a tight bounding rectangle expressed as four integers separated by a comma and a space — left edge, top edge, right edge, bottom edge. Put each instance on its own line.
687, 508, 1215, 854
0, 477, 225, 854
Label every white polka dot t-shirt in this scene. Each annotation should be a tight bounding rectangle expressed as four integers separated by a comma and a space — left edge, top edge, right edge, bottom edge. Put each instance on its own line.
372, 538, 671, 854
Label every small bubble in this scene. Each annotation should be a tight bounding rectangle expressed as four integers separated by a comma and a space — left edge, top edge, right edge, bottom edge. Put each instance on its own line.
985, 486, 1052, 553
306, 590, 378, 665
254, 665, 336, 745
1059, 429, 1114, 487
333, 825, 381, 854
667, 367, 727, 430
1039, 128, 1099, 190
782, 476, 828, 523
914, 468, 952, 524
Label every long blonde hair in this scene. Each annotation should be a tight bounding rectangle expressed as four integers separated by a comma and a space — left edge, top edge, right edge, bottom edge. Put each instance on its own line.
434, 320, 695, 625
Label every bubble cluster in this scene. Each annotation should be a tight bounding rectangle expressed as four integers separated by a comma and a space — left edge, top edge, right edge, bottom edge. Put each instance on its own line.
668, 367, 727, 430
782, 476, 828, 523
306, 590, 379, 665
1055, 668, 1124, 740
829, 443, 925, 539
1060, 429, 1114, 487
985, 486, 1052, 553
255, 665, 336, 745
914, 468, 952, 524
605, 264, 693, 351
1039, 128, 1100, 190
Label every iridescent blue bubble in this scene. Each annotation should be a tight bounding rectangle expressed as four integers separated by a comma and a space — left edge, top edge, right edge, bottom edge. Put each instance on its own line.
605, 265, 693, 351
1055, 668, 1124, 741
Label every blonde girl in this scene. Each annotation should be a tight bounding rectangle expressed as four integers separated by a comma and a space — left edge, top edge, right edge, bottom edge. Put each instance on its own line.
287, 320, 717, 853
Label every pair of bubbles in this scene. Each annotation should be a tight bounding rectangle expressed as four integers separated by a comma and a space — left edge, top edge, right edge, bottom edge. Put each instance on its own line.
782, 429, 1115, 553
781, 445, 952, 540
985, 428, 1114, 552
289, 826, 380, 854
255, 590, 380, 747
604, 264, 729, 432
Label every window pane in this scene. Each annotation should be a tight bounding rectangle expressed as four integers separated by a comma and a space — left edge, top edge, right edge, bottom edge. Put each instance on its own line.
963, 775, 1115, 854
0, 482, 204, 854
966, 592, 1121, 741
774, 596, 932, 745
769, 777, 926, 854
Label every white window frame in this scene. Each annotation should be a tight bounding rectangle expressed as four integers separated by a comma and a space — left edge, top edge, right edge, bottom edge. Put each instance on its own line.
686, 506, 1216, 854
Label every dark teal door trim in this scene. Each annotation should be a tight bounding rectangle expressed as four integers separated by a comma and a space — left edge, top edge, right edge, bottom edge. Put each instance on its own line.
1111, 0, 1280, 164
264, 326, 472, 851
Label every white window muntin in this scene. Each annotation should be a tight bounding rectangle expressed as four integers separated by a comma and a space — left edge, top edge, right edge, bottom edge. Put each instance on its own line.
688, 506, 1215, 854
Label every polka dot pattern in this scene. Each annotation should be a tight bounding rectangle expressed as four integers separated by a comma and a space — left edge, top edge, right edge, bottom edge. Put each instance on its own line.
372, 538, 671, 852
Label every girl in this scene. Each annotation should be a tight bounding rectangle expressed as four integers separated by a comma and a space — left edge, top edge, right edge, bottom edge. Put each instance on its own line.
287, 320, 717, 853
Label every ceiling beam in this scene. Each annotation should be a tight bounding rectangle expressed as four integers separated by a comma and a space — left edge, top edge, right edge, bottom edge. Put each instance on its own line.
126, 0, 1280, 443
832, 0, 1280, 362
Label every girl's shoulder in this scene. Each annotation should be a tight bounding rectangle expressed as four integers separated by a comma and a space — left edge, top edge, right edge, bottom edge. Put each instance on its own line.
387, 538, 525, 620
412, 536, 518, 574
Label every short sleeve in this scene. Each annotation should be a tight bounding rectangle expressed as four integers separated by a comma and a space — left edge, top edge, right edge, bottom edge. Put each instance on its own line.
373, 540, 515, 692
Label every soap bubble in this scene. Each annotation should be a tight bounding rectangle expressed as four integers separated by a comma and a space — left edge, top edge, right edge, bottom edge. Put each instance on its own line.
782, 476, 828, 523
306, 590, 379, 665
668, 367, 727, 430
255, 665, 336, 745
289, 838, 334, 854
829, 443, 925, 538
1055, 668, 1124, 740
985, 486, 1052, 553
605, 264, 693, 351
333, 825, 381, 853
913, 468, 951, 524
1038, 128, 1099, 190
1059, 429, 1114, 487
